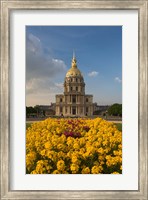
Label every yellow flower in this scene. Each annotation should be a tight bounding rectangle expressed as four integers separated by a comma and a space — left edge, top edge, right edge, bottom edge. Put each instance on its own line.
91, 166, 101, 174
52, 170, 60, 174
73, 142, 80, 150
71, 155, 78, 163
70, 164, 79, 173
112, 172, 120, 174
82, 167, 90, 174
44, 141, 52, 149
98, 147, 104, 154
57, 160, 65, 171
26, 117, 122, 174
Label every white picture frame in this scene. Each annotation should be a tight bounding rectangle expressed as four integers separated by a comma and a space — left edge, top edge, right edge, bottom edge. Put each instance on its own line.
0, 0, 147, 199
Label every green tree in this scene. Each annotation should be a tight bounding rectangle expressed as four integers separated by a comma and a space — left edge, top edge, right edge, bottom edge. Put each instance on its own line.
26, 106, 37, 117
108, 103, 122, 116
34, 105, 41, 117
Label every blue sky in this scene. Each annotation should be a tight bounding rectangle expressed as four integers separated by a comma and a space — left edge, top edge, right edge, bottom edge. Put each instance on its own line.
26, 26, 122, 106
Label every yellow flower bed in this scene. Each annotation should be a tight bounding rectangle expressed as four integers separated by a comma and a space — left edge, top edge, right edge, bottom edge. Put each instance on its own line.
26, 118, 122, 174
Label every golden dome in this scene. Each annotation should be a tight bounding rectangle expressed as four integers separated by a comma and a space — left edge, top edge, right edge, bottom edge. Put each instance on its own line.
66, 68, 82, 77
66, 54, 83, 77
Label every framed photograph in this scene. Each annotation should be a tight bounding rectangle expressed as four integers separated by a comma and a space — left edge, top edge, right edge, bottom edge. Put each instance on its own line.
0, 0, 147, 199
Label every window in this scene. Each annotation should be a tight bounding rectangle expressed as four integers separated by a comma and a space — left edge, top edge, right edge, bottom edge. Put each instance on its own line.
72, 107, 76, 115
60, 98, 62, 102
86, 98, 88, 103
76, 87, 78, 91
72, 95, 76, 103
71, 87, 73, 91
86, 107, 88, 112
76, 78, 77, 82
60, 107, 63, 113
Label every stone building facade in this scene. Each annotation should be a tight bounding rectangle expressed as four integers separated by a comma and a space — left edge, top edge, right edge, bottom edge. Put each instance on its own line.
55, 54, 94, 116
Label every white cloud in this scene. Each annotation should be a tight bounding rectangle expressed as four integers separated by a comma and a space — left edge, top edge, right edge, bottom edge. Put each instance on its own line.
27, 33, 42, 54
26, 33, 67, 97
115, 77, 122, 83
88, 71, 99, 77
55, 82, 63, 89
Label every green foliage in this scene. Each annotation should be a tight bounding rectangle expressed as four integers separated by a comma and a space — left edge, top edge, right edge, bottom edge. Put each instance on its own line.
108, 104, 122, 116
26, 105, 42, 117
26, 123, 32, 130
26, 106, 37, 117
114, 123, 122, 131
93, 110, 102, 115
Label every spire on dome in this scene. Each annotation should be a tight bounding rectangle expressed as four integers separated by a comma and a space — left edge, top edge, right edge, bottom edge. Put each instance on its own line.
73, 50, 75, 59
72, 50, 77, 68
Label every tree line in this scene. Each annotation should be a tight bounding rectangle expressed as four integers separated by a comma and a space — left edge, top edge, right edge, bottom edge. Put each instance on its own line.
93, 103, 122, 117
26, 106, 42, 117
26, 103, 122, 117
107, 103, 122, 116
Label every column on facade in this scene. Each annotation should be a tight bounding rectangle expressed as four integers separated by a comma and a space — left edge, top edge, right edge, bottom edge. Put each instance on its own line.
82, 96, 84, 116
58, 106, 60, 115
78, 86, 81, 92
63, 96, 65, 103
91, 104, 93, 115
67, 106, 69, 116
56, 106, 58, 115
77, 106, 80, 115
67, 95, 69, 104
82, 106, 84, 116
63, 106, 65, 115
69, 95, 70, 103
65, 95, 66, 103
88, 105, 91, 116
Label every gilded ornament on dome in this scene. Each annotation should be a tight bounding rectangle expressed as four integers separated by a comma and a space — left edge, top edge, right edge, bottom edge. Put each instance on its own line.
66, 55, 83, 78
